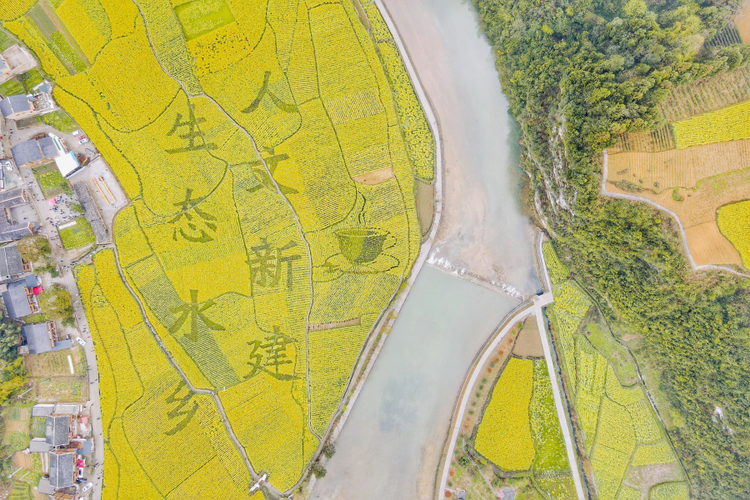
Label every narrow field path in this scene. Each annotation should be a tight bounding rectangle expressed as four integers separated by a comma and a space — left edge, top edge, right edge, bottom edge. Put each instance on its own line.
108, 245, 258, 481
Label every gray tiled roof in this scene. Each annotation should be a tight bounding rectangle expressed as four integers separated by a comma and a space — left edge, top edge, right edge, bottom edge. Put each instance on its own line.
46, 415, 70, 447
71, 439, 92, 455
0, 222, 31, 244
0, 99, 10, 118
0, 245, 24, 280
22, 323, 53, 354
32, 404, 54, 417
10, 138, 57, 168
37, 477, 54, 495
0, 95, 31, 118
2, 280, 30, 319
48, 450, 75, 489
39, 137, 58, 159
24, 274, 39, 288
0, 188, 27, 209
29, 437, 51, 453
10, 140, 43, 168
72, 183, 108, 243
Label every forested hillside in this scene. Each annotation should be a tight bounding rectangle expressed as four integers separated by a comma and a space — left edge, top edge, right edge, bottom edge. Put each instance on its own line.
473, 0, 750, 497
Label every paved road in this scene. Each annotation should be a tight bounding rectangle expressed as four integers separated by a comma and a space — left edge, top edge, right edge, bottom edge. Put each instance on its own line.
19, 159, 104, 499
535, 234, 586, 500
436, 299, 538, 500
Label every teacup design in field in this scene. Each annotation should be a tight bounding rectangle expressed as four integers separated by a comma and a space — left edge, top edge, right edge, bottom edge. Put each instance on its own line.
336, 227, 393, 264
317, 227, 400, 277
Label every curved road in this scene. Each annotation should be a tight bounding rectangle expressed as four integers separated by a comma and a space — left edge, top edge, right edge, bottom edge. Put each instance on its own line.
601, 150, 750, 279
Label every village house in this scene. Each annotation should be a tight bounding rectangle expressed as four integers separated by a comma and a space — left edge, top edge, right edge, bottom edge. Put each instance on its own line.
19, 322, 71, 355
0, 188, 35, 243
0, 90, 55, 121
10, 136, 63, 169
0, 45, 37, 85
28, 404, 89, 497
2, 274, 41, 319
0, 244, 25, 283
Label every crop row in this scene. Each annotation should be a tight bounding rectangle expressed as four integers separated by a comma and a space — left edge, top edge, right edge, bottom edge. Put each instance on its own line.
77, 251, 251, 498
543, 241, 570, 284
672, 100, 750, 149
631, 441, 677, 467
649, 482, 689, 500
21, 0, 424, 491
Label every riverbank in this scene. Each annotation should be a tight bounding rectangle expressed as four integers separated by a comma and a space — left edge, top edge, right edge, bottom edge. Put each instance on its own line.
380, 0, 540, 299
309, 0, 541, 498
289, 0, 446, 495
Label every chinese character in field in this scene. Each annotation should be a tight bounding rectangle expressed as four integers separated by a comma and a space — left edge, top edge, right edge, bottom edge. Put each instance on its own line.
242, 71, 298, 114
248, 238, 301, 291
247, 152, 298, 195
170, 189, 218, 242
165, 111, 217, 154
246, 326, 298, 381
164, 384, 199, 436
169, 289, 225, 341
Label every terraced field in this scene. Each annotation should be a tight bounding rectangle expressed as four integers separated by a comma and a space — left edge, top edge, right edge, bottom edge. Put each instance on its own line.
2, 0, 434, 495
544, 243, 688, 500
606, 64, 750, 269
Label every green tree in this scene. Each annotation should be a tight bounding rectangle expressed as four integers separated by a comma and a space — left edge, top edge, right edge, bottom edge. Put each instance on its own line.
16, 235, 52, 263
473, 0, 750, 496
0, 358, 27, 405
37, 285, 73, 322
0, 322, 20, 362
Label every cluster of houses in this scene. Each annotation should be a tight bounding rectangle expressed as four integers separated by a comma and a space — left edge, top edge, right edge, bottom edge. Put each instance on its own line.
9, 133, 82, 178
0, 242, 71, 354
1, 44, 98, 498
27, 403, 92, 498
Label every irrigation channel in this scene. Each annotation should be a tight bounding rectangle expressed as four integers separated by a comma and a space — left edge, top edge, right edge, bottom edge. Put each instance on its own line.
310, 0, 541, 498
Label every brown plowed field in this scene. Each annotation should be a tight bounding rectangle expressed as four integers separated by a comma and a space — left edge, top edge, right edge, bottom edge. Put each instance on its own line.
607, 166, 750, 267
685, 222, 742, 267
608, 138, 750, 193
657, 65, 750, 122
512, 317, 543, 358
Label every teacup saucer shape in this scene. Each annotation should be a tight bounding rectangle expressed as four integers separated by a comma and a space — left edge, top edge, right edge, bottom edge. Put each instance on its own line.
314, 227, 400, 279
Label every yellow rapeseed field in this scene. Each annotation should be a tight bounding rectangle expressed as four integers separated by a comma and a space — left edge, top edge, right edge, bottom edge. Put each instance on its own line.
672, 100, 750, 149
7, 0, 431, 493
475, 357, 536, 471
717, 200, 750, 269
543, 244, 682, 500
77, 251, 250, 499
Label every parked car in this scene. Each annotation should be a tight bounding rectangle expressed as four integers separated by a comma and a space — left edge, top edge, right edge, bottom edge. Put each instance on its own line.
76, 337, 86, 347
78, 135, 85, 140
72, 130, 81, 136
82, 482, 93, 492
78, 467, 84, 477
79, 138, 89, 144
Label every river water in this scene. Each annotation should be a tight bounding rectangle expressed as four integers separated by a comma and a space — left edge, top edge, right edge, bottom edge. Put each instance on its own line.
310, 0, 540, 498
